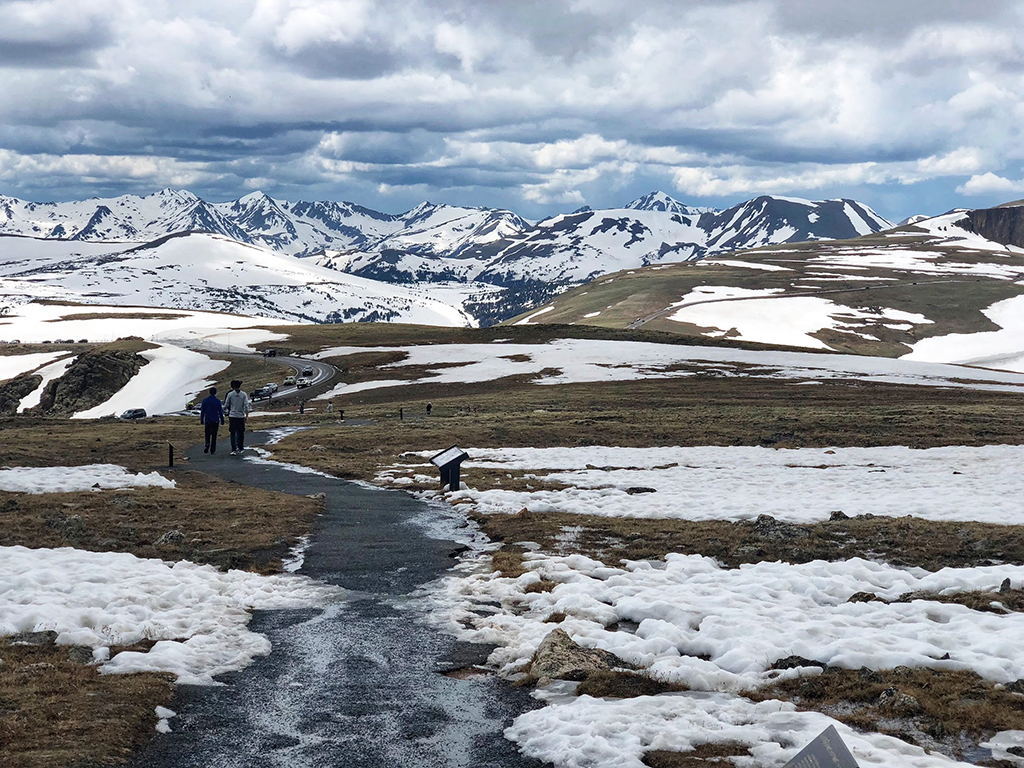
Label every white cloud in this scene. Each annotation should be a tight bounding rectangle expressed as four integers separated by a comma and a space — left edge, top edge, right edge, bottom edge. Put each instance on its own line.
957, 173, 1024, 196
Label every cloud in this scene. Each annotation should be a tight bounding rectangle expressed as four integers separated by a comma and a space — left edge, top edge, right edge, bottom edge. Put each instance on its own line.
957, 173, 1024, 196
0, 0, 1023, 220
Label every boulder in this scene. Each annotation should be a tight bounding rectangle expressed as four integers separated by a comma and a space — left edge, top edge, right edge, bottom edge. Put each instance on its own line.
526, 628, 628, 685
877, 687, 923, 715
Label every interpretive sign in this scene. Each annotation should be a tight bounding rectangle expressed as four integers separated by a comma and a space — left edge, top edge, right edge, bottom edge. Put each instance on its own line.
782, 725, 859, 768
429, 445, 469, 491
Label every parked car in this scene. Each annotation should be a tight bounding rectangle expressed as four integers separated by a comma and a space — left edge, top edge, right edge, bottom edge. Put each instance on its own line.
296, 377, 311, 388
283, 375, 296, 385
301, 365, 314, 376
264, 382, 279, 393
251, 387, 271, 401
119, 408, 147, 420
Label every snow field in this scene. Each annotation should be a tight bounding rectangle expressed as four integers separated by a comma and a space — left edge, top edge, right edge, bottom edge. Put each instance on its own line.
73, 343, 229, 418
0, 464, 175, 493
424, 553, 1024, 768
906, 293, 1024, 373
0, 546, 344, 685
0, 300, 290, 346
0, 349, 72, 382
313, 338, 1024, 402
433, 553, 1024, 690
386, 444, 1024, 525
667, 286, 932, 350
399, 441, 1024, 766
507, 692, 979, 768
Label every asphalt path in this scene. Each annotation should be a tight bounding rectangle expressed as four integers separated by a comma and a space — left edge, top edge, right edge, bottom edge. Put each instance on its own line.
129, 432, 547, 768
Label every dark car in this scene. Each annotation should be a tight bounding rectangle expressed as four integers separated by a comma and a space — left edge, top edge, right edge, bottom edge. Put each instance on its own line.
301, 365, 314, 376
119, 408, 147, 420
251, 387, 271, 401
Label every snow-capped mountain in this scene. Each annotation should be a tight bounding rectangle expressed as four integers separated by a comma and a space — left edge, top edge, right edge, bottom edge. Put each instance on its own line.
0, 189, 892, 324
0, 190, 532, 259
0, 232, 475, 326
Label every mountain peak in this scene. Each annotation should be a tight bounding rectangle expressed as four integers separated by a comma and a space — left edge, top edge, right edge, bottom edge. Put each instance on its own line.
624, 191, 717, 216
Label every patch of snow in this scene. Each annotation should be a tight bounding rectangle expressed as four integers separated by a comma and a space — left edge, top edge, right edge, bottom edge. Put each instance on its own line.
0, 464, 174, 493
698, 259, 792, 272
668, 287, 932, 350
73, 343, 229, 418
516, 306, 555, 325
0, 545, 344, 685
306, 338, 1024, 400
412, 444, 1024, 525
0, 350, 70, 383
507, 691, 974, 768
905, 293, 1024, 373
17, 354, 77, 411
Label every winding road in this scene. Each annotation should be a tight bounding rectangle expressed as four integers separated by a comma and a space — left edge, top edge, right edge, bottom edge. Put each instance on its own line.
129, 431, 546, 768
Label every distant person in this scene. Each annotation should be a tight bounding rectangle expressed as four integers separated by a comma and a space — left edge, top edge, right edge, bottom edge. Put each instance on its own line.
426, 402, 432, 416
224, 380, 252, 455
199, 387, 224, 454
327, 401, 334, 414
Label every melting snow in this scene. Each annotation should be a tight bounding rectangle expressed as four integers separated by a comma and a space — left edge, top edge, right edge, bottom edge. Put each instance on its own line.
0, 464, 175, 493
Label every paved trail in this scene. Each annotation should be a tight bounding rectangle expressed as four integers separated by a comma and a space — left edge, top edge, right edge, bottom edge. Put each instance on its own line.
130, 433, 546, 768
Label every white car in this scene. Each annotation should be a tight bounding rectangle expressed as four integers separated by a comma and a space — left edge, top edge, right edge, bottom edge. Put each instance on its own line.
264, 382, 279, 392
296, 377, 311, 388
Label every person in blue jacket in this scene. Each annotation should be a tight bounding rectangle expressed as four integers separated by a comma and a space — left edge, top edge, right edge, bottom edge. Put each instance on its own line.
199, 387, 225, 454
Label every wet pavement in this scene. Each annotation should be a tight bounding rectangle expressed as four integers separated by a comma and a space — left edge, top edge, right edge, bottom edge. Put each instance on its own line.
129, 433, 546, 768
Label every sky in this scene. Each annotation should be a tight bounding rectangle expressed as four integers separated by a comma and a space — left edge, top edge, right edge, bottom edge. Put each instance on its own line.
2, 0, 1024, 222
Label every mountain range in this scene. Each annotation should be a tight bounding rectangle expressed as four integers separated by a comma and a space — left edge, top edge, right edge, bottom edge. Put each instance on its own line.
0, 189, 893, 325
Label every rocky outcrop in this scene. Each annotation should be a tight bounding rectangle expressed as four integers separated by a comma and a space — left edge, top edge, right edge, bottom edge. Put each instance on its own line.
526, 628, 631, 685
960, 203, 1024, 248
38, 349, 146, 416
0, 372, 42, 415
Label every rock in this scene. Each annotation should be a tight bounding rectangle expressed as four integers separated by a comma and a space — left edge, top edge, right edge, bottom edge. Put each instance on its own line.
848, 591, 885, 603
877, 687, 923, 715
155, 529, 185, 546
9, 630, 58, 647
1, 498, 20, 513
624, 487, 657, 495
829, 510, 849, 521
305, 492, 326, 500
752, 514, 808, 540
309, 445, 327, 452
1009, 746, 1024, 758
961, 205, 1024, 249
1001, 577, 1012, 593
770, 655, 827, 670
858, 667, 883, 683
526, 628, 629, 685
0, 372, 43, 415
66, 646, 95, 664
46, 513, 87, 540
1005, 679, 1024, 694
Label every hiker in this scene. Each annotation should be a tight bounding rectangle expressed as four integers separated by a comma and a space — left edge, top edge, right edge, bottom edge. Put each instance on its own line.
199, 387, 224, 454
224, 379, 252, 455
327, 400, 334, 414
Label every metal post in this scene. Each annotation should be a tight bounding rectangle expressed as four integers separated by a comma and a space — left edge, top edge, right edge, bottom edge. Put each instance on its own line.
168, 443, 174, 467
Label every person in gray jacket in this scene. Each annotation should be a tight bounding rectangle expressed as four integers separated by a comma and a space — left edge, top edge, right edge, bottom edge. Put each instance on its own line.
224, 379, 252, 455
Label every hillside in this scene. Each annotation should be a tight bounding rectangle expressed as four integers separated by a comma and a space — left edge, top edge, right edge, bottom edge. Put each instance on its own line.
509, 203, 1024, 372
0, 233, 475, 326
